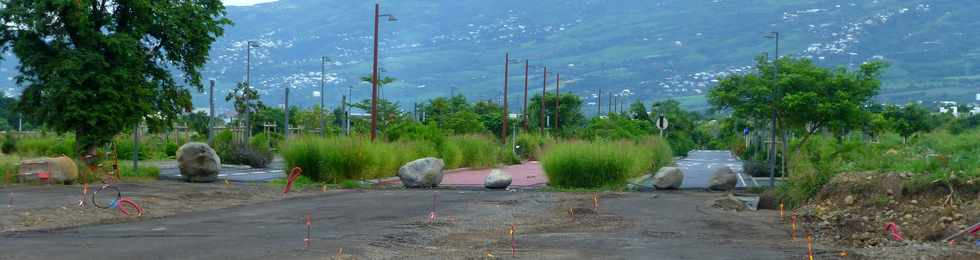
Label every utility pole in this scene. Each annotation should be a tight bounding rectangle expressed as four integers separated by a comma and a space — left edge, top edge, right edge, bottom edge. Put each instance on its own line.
208, 79, 215, 145
320, 56, 328, 137
284, 87, 290, 141
523, 60, 529, 132
766, 31, 780, 188
370, 4, 396, 142
502, 52, 510, 141
608, 92, 612, 115
347, 85, 353, 135
133, 122, 139, 173
540, 67, 547, 135
370, 3, 380, 142
555, 73, 560, 132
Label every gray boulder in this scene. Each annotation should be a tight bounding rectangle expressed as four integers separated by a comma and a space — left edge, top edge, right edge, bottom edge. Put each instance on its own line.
652, 167, 684, 189
177, 142, 221, 183
398, 158, 444, 188
708, 166, 738, 191
484, 169, 512, 189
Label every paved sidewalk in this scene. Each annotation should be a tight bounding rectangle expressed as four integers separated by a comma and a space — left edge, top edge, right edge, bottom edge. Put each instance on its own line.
440, 161, 547, 188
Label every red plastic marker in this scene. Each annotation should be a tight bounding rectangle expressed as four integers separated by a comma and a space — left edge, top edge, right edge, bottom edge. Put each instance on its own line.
283, 167, 303, 194
885, 222, 905, 241
116, 197, 144, 217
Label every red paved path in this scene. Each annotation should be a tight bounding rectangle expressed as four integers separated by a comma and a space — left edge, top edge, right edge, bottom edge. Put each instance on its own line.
441, 161, 548, 187
379, 161, 548, 188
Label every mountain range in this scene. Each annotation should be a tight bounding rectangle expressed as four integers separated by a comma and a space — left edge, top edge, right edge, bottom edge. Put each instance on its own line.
2, 0, 979, 113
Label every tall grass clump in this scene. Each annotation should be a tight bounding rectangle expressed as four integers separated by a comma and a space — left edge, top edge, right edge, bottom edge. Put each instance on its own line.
451, 135, 501, 169
14, 135, 76, 157
0, 155, 20, 184
283, 137, 438, 183
542, 138, 673, 189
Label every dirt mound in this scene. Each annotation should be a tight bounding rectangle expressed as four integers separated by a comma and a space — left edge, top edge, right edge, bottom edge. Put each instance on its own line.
798, 172, 980, 251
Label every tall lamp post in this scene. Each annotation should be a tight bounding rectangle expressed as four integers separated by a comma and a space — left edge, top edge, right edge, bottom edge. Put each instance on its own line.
765, 31, 780, 188
320, 56, 330, 137
371, 3, 397, 141
245, 40, 260, 141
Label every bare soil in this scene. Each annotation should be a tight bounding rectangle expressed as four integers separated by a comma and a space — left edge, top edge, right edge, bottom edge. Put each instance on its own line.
797, 172, 980, 259
0, 181, 324, 232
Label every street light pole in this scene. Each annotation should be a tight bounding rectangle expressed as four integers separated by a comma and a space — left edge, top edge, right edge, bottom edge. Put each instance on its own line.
502, 52, 510, 141
766, 31, 780, 188
540, 67, 547, 135
523, 60, 529, 132
208, 79, 215, 145
320, 56, 328, 137
596, 88, 601, 117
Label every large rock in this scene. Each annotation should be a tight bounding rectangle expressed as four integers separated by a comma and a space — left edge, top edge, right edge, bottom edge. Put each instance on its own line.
18, 156, 78, 184
653, 167, 684, 189
177, 142, 221, 183
398, 158, 444, 188
708, 167, 738, 191
484, 169, 512, 189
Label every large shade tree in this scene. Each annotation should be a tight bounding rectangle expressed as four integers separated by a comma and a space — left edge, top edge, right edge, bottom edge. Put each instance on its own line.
0, 0, 230, 154
708, 56, 887, 153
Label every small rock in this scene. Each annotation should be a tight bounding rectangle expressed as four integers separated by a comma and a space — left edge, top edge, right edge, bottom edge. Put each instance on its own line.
844, 195, 856, 205
484, 169, 512, 189
903, 214, 912, 219
909, 200, 918, 204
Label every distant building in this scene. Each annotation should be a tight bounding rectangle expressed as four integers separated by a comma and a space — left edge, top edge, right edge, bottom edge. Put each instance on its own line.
938, 101, 959, 118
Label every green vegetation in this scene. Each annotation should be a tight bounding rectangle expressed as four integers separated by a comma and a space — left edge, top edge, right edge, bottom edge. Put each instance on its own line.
776, 130, 980, 207
282, 135, 507, 183
542, 136, 672, 189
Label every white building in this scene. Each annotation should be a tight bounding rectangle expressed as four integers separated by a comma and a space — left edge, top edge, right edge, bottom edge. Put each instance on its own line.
938, 101, 959, 117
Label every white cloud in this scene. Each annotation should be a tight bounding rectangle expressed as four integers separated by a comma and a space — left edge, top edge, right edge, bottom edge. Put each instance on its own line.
223, 0, 279, 6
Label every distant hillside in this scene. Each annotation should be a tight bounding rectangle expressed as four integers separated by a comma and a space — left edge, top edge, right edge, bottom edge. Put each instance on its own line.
2, 0, 979, 112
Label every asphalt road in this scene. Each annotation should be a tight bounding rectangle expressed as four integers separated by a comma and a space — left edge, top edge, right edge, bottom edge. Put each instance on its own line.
677, 150, 757, 189
158, 160, 285, 183
0, 190, 809, 259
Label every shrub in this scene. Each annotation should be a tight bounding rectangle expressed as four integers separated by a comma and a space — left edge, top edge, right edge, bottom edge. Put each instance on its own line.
436, 141, 463, 169
452, 135, 500, 169
515, 134, 546, 160
0, 155, 19, 184
15, 135, 75, 157
2, 134, 16, 154
222, 145, 274, 168
542, 138, 672, 189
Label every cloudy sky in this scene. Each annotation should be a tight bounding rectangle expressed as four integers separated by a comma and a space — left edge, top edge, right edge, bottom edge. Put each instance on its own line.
223, 0, 279, 6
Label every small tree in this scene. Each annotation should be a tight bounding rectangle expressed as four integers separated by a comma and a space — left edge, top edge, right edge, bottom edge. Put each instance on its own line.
883, 103, 934, 144
225, 82, 263, 141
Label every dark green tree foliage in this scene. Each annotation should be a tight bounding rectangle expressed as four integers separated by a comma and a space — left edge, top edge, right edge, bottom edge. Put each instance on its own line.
527, 93, 586, 135
0, 92, 18, 130
650, 100, 701, 156
708, 56, 886, 152
419, 95, 486, 135
181, 111, 212, 136
0, 0, 230, 153
582, 113, 652, 140
629, 101, 651, 121
882, 103, 935, 143
226, 81, 263, 130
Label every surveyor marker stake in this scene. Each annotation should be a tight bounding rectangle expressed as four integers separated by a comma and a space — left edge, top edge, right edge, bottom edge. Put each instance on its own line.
791, 210, 798, 240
